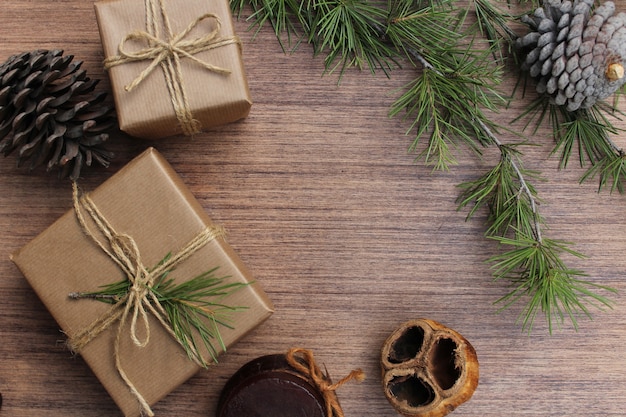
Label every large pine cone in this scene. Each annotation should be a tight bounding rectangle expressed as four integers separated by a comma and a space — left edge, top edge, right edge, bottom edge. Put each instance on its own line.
516, 0, 626, 111
0, 50, 115, 179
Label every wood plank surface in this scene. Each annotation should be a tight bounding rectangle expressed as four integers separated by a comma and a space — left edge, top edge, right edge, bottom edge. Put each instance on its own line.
1, 1, 625, 416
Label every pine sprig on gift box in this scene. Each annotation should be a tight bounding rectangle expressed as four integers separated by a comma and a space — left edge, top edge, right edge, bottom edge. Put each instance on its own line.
152, 266, 248, 365
233, 0, 621, 332
70, 256, 248, 367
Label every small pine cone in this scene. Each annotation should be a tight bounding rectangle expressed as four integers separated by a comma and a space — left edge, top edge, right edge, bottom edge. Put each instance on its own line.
0, 50, 116, 180
516, 0, 626, 111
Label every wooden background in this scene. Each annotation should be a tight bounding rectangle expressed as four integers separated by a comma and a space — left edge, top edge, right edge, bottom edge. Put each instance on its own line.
1, 1, 625, 416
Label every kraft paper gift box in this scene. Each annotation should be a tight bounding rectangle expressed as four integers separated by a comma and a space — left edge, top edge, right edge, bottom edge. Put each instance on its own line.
94, 0, 252, 139
11, 147, 273, 416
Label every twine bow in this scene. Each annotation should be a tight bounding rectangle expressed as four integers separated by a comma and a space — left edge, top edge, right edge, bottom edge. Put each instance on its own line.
104, 0, 240, 136
286, 347, 365, 417
68, 182, 225, 416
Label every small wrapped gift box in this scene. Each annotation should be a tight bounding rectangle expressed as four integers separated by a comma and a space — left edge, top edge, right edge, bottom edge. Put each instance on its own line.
11, 147, 273, 417
94, 0, 252, 139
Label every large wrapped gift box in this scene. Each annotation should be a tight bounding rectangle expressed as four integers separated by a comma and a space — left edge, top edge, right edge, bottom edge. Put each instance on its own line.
11, 147, 273, 416
94, 0, 252, 139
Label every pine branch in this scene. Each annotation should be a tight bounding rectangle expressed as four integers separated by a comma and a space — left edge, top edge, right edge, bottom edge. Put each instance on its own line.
384, 0, 614, 330
458, 121, 542, 237
458, 118, 615, 332
385, 3, 507, 168
71, 257, 248, 367
231, 0, 311, 51
151, 266, 248, 365
309, 0, 399, 76
488, 232, 615, 333
232, 0, 618, 332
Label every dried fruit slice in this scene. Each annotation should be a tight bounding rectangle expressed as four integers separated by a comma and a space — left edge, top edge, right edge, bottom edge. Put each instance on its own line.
381, 319, 479, 417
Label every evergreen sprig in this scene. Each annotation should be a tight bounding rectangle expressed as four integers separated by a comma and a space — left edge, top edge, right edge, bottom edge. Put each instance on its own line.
386, 3, 507, 168
489, 232, 615, 332
518, 95, 626, 193
309, 0, 398, 75
232, 0, 618, 332
233, 0, 308, 48
471, 0, 519, 62
72, 256, 248, 367
457, 141, 541, 238
389, 63, 502, 169
457, 135, 615, 331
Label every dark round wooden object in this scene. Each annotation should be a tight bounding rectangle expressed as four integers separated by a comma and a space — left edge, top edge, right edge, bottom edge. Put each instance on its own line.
216, 354, 326, 417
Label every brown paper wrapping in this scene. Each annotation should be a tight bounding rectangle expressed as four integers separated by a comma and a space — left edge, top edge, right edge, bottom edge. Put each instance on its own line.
11, 147, 273, 417
94, 0, 252, 139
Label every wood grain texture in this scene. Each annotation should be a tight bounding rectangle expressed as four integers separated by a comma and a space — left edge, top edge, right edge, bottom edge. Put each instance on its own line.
1, 1, 625, 416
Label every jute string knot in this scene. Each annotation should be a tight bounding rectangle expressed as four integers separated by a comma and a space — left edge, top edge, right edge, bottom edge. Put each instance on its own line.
286, 347, 365, 417
104, 0, 240, 136
68, 182, 226, 416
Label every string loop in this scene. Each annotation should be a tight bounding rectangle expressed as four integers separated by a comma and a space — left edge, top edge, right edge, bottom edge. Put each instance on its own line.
68, 182, 226, 416
286, 347, 365, 417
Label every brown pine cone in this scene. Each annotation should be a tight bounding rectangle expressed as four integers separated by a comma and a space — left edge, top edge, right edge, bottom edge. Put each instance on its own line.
516, 0, 626, 111
0, 49, 115, 179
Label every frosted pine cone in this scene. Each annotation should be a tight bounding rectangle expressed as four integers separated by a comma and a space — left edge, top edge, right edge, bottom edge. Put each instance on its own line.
516, 0, 626, 111
0, 50, 115, 179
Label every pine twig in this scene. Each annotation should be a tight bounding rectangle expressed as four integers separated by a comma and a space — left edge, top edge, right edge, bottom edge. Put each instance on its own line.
460, 116, 615, 333
517, 95, 626, 193
71, 259, 248, 367
473, 118, 542, 241
388, 16, 613, 331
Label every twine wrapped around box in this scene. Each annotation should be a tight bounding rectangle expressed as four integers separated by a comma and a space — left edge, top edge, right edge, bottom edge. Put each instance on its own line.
12, 148, 273, 417
95, 0, 252, 138
69, 181, 228, 416
104, 0, 240, 136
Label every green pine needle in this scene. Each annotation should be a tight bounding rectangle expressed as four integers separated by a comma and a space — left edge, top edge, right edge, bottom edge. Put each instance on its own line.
581, 152, 626, 194
385, 0, 461, 65
390, 70, 464, 169
458, 139, 616, 333
457, 143, 542, 238
310, 0, 398, 76
152, 267, 248, 365
233, 0, 310, 50
489, 232, 616, 333
517, 95, 626, 192
73, 256, 248, 367
389, 44, 506, 169
471, 0, 519, 63
385, 0, 507, 170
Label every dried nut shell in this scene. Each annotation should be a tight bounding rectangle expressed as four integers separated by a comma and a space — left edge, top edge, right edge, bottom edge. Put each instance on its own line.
380, 319, 479, 417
